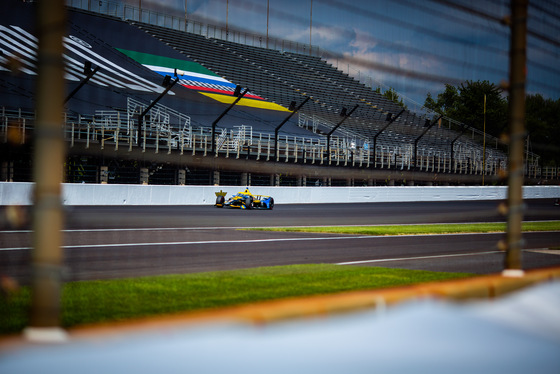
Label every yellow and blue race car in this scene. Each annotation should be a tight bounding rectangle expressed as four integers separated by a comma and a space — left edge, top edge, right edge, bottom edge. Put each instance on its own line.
215, 189, 274, 210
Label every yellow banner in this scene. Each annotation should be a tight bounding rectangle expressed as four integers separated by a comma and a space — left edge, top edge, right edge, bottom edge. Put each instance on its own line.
200, 92, 291, 112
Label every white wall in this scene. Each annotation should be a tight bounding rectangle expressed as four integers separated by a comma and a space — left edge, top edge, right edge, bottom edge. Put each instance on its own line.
1, 182, 559, 206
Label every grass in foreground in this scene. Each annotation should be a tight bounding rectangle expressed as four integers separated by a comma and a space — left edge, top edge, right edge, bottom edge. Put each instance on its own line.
0, 265, 473, 335
244, 221, 560, 236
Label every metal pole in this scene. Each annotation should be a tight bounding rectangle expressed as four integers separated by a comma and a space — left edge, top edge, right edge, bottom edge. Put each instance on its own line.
25, 0, 67, 342
275, 97, 310, 158
450, 123, 468, 172
326, 104, 358, 164
413, 115, 443, 168
503, 0, 527, 275
211, 88, 248, 154
226, 0, 229, 36
137, 77, 179, 145
309, 0, 313, 55
64, 66, 100, 104
373, 109, 405, 163
482, 94, 486, 185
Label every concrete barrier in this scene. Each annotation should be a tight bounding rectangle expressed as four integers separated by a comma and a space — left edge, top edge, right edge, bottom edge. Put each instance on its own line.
1, 182, 559, 206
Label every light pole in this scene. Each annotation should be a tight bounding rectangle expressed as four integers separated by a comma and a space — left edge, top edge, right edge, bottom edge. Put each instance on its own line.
309, 0, 313, 54
482, 94, 486, 185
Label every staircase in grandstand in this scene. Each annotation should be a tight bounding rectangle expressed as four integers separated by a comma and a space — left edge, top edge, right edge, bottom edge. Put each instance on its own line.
216, 125, 253, 153
298, 113, 365, 140
125, 97, 192, 148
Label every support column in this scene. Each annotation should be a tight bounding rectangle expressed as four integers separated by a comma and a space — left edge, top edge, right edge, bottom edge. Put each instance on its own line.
140, 168, 149, 185
1, 161, 13, 182
213, 170, 220, 186
177, 169, 186, 185
241, 172, 249, 186
99, 166, 108, 184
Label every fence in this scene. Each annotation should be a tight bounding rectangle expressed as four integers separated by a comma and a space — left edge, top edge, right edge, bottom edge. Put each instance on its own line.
2, 106, 548, 182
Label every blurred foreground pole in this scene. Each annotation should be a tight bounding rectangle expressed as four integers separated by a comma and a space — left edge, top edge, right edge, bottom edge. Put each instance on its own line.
504, 0, 527, 275
25, 0, 67, 341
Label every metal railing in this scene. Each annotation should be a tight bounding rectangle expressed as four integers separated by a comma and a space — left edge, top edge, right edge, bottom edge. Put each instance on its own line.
1, 106, 530, 181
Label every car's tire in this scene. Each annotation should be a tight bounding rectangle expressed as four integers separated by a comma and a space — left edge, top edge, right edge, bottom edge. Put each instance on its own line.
244, 196, 253, 209
216, 195, 225, 207
268, 197, 274, 210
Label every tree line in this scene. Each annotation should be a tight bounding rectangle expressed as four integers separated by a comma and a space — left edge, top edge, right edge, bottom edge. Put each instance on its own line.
422, 80, 560, 167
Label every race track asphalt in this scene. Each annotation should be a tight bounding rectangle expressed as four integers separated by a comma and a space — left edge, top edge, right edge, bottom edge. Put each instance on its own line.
1, 200, 560, 374
1, 199, 560, 282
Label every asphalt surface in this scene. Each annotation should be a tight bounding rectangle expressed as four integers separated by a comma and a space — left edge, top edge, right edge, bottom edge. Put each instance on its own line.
62, 198, 560, 228
1, 199, 560, 283
1, 200, 560, 374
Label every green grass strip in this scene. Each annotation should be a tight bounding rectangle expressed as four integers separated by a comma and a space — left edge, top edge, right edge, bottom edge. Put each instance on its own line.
244, 221, 560, 236
0, 265, 472, 335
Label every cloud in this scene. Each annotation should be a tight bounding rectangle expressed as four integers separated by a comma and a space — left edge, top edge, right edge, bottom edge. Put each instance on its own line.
319, 28, 452, 105
269, 24, 352, 48
348, 31, 378, 54
312, 26, 350, 45
343, 29, 446, 79
142, 0, 184, 13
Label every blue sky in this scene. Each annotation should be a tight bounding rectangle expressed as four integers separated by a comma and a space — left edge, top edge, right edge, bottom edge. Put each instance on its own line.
132, 0, 559, 107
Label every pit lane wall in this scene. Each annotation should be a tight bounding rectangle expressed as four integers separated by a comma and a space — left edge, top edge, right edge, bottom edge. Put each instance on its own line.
1, 182, 559, 206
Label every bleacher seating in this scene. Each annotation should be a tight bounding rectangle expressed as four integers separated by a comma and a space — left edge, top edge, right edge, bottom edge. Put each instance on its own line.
129, 19, 503, 168
0, 1, 512, 182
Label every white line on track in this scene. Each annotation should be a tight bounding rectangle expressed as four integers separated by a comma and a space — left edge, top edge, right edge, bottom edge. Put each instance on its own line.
2, 227, 244, 234
336, 251, 502, 265
0, 235, 378, 251
2, 231, 552, 252
0, 231, 507, 252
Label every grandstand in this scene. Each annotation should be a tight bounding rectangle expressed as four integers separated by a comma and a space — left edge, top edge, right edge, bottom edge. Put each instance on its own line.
0, 0, 548, 187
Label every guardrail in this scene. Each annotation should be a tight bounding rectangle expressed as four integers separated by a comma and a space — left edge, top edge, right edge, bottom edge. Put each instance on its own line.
2, 182, 559, 206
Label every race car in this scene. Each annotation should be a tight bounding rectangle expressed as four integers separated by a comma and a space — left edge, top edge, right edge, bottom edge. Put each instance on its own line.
215, 188, 274, 210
